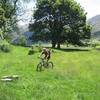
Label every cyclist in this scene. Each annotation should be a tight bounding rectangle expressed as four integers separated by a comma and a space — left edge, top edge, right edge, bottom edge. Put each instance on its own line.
40, 48, 51, 61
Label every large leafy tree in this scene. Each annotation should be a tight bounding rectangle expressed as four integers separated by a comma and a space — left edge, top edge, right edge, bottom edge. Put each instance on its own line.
0, 0, 19, 39
0, 0, 31, 39
29, 0, 91, 48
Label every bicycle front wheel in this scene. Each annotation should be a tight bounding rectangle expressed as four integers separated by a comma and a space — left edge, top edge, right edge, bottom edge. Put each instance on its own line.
36, 63, 42, 71
48, 62, 53, 69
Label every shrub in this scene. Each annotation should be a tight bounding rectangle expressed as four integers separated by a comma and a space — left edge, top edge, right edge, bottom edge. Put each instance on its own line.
0, 44, 11, 52
28, 46, 35, 55
37, 41, 43, 52
18, 35, 27, 46
11, 35, 27, 46
91, 40, 100, 48
37, 46, 42, 52
51, 49, 55, 53
0, 41, 11, 53
34, 42, 43, 52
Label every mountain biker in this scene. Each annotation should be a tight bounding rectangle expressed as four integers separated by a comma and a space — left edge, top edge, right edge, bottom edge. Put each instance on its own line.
40, 48, 51, 61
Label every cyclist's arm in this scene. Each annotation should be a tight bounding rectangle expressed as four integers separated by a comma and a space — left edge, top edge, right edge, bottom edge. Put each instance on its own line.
40, 51, 44, 57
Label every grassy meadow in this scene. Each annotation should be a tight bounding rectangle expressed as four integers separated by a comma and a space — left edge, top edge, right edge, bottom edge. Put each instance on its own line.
0, 46, 100, 100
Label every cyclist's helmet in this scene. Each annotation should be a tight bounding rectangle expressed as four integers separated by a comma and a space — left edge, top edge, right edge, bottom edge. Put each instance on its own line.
43, 48, 46, 50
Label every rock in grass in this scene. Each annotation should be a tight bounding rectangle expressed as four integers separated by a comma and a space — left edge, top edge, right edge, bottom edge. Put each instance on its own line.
2, 75, 13, 79
12, 75, 19, 79
1, 75, 19, 82
1, 78, 13, 82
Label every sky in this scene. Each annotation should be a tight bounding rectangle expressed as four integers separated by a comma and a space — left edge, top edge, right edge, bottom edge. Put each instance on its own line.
18, 0, 100, 26
75, 0, 100, 19
18, 1, 36, 26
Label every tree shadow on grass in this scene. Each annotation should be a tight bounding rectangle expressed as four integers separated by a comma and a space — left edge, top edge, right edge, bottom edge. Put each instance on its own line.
43, 46, 91, 52
96, 48, 100, 51
54, 48, 91, 52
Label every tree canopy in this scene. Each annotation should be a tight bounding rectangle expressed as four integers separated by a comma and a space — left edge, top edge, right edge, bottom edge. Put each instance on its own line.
0, 0, 32, 39
29, 0, 91, 48
0, 0, 19, 37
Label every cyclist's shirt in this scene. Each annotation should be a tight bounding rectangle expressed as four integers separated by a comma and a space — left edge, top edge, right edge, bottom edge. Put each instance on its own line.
42, 49, 51, 59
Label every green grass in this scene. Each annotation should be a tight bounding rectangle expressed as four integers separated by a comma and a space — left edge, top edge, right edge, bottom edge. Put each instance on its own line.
0, 46, 100, 100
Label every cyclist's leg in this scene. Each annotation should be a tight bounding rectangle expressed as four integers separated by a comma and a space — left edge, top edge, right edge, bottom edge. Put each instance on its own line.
47, 56, 50, 62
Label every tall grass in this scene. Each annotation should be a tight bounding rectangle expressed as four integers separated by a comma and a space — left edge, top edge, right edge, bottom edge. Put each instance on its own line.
0, 46, 100, 100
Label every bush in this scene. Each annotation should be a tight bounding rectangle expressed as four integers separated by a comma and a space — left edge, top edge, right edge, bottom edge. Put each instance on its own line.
18, 35, 27, 46
0, 41, 11, 53
28, 49, 34, 55
51, 49, 56, 53
34, 42, 43, 52
28, 46, 35, 55
11, 35, 27, 46
91, 40, 100, 48
0, 44, 10, 52
37, 41, 43, 52
37, 46, 42, 52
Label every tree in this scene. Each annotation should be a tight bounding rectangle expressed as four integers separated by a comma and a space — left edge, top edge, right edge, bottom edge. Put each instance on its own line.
0, 0, 32, 40
63, 24, 92, 46
29, 0, 91, 48
0, 0, 19, 39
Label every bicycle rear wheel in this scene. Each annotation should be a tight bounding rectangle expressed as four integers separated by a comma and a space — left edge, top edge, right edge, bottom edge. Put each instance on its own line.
48, 62, 53, 69
36, 63, 42, 71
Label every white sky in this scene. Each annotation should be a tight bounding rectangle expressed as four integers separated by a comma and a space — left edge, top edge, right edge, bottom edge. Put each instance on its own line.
18, 0, 100, 25
18, 1, 36, 26
75, 0, 100, 19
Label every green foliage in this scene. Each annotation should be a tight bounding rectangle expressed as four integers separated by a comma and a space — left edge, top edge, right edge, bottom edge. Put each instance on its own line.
17, 35, 27, 46
37, 45, 42, 52
33, 41, 43, 52
34, 45, 42, 52
91, 40, 100, 48
0, 0, 28, 39
0, 40, 11, 52
28, 44, 43, 55
0, 44, 11, 52
28, 46, 35, 55
29, 0, 91, 48
0, 0, 17, 31
36, 41, 43, 52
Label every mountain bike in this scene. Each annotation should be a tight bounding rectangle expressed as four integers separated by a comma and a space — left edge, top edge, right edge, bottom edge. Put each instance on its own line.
36, 57, 53, 71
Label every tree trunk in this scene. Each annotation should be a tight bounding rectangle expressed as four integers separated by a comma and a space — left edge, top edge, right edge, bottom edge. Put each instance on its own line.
52, 43, 56, 48
57, 43, 60, 49
66, 43, 69, 47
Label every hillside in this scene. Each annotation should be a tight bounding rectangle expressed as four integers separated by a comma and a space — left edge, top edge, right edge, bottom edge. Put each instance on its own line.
88, 15, 100, 38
